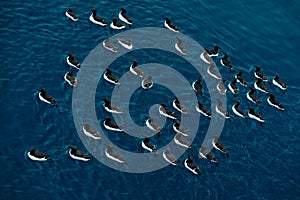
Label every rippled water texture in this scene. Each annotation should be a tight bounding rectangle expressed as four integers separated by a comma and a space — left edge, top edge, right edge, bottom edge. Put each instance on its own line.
0, 0, 299, 199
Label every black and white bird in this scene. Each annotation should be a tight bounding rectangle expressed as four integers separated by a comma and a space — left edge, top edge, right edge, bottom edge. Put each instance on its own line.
199, 146, 218, 166
141, 75, 153, 89
117, 37, 133, 50
173, 120, 190, 136
246, 88, 261, 105
216, 99, 230, 119
212, 136, 229, 157
207, 63, 222, 79
145, 117, 162, 136
38, 88, 57, 106
195, 101, 211, 118
89, 9, 108, 26
232, 100, 247, 118
254, 79, 269, 93
205, 45, 221, 57
175, 38, 187, 55
64, 72, 77, 87
68, 146, 91, 161
103, 69, 120, 85
200, 52, 213, 64
163, 148, 178, 166
103, 37, 118, 53
235, 70, 247, 87
164, 17, 179, 33
272, 74, 287, 91
65, 7, 78, 22
228, 78, 239, 95
159, 103, 177, 119
129, 60, 144, 77
184, 156, 201, 175
174, 133, 191, 148
142, 138, 157, 154
172, 97, 188, 114
105, 145, 126, 163
102, 99, 123, 114
83, 123, 101, 140
248, 108, 265, 125
267, 94, 284, 110
66, 54, 81, 69
118, 8, 132, 25
217, 79, 227, 95
110, 18, 126, 29
103, 117, 123, 132
254, 66, 268, 81
192, 76, 203, 95
220, 53, 233, 72
27, 149, 52, 162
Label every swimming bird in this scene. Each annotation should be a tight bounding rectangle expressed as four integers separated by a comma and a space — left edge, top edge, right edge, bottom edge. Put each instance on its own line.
68, 146, 91, 161
184, 156, 201, 175
110, 18, 126, 29
207, 63, 222, 79
220, 53, 233, 72
173, 120, 190, 136
172, 97, 188, 114
205, 45, 221, 57
65, 7, 78, 22
83, 123, 101, 140
105, 145, 126, 163
200, 52, 213, 64
246, 88, 261, 105
228, 78, 239, 95
38, 88, 57, 106
66, 54, 81, 69
27, 149, 52, 162
235, 70, 247, 87
102, 99, 123, 113
216, 99, 230, 119
159, 103, 177, 119
164, 17, 179, 33
64, 72, 77, 87
175, 38, 187, 55
103, 37, 118, 52
174, 133, 191, 148
254, 66, 268, 81
199, 146, 218, 166
103, 69, 120, 85
141, 75, 153, 89
195, 101, 211, 118
267, 94, 284, 110
217, 79, 227, 95
272, 74, 286, 91
212, 136, 229, 157
129, 60, 144, 77
103, 117, 123, 132
142, 138, 157, 154
232, 100, 247, 118
163, 148, 178, 166
117, 37, 133, 50
254, 79, 269, 93
118, 8, 132, 25
192, 76, 203, 95
248, 108, 265, 125
89, 9, 108, 26
146, 117, 162, 136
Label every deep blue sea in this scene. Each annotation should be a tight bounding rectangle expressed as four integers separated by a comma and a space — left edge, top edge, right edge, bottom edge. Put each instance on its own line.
1, 0, 299, 199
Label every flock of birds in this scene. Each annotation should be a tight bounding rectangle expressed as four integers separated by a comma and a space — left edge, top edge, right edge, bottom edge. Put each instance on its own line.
28, 7, 288, 176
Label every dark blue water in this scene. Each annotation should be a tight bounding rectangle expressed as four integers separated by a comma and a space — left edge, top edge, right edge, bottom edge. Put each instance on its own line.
1, 0, 299, 199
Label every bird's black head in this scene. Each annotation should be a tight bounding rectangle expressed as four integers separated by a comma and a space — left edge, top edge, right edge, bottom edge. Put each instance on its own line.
120, 8, 127, 13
